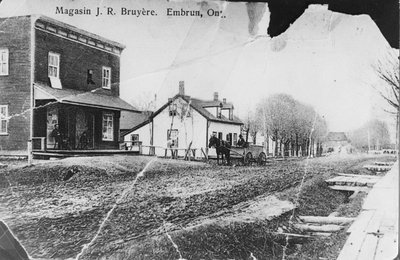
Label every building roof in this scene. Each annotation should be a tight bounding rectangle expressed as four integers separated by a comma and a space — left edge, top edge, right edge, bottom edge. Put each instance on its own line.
34, 15, 125, 50
121, 94, 243, 137
325, 132, 348, 142
120, 111, 151, 130
34, 83, 139, 112
152, 94, 243, 125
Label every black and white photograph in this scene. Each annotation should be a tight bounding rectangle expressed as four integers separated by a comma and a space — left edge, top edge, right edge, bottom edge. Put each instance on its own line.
0, 0, 398, 259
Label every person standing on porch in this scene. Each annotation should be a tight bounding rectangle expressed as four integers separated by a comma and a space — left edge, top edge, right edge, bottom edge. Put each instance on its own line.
51, 124, 62, 149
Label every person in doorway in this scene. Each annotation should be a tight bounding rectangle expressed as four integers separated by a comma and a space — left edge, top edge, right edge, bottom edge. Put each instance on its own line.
51, 124, 62, 149
78, 131, 89, 150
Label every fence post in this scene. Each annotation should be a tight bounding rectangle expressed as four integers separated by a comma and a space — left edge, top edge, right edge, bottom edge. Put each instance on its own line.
27, 140, 32, 165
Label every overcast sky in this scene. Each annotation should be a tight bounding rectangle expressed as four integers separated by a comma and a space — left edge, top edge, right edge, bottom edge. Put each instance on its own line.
0, 0, 397, 134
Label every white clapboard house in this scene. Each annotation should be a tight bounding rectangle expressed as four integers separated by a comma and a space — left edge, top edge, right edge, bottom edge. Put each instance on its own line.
122, 82, 243, 158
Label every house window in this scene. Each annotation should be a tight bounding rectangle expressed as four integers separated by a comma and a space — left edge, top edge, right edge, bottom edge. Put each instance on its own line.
216, 107, 222, 118
0, 105, 8, 134
233, 133, 237, 146
169, 103, 177, 116
218, 132, 223, 140
229, 109, 233, 120
48, 52, 60, 78
131, 134, 139, 141
87, 69, 95, 84
0, 49, 9, 76
102, 112, 114, 141
167, 129, 178, 148
226, 133, 232, 145
102, 66, 111, 89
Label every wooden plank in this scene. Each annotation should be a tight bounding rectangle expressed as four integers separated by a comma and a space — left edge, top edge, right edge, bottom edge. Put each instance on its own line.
365, 210, 385, 234
329, 185, 369, 192
356, 234, 379, 260
299, 216, 355, 225
337, 173, 381, 179
347, 210, 375, 234
337, 230, 369, 260
374, 161, 394, 166
374, 233, 398, 260
307, 232, 332, 237
294, 224, 344, 232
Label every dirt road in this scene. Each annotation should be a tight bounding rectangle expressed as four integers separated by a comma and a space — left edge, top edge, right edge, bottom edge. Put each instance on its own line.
0, 154, 394, 259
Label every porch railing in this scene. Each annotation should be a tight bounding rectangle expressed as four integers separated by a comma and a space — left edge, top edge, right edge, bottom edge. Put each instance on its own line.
32, 137, 46, 151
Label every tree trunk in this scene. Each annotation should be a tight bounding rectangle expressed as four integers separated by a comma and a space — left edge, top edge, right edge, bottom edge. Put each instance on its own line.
295, 134, 299, 157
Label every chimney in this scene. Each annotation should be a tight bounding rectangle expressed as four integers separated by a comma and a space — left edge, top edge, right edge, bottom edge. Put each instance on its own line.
213, 92, 219, 101
223, 98, 226, 104
179, 81, 185, 95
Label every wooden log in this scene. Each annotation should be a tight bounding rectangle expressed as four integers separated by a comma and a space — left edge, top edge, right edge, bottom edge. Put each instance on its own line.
299, 216, 355, 225
307, 232, 332, 237
374, 161, 394, 166
273, 232, 312, 238
294, 224, 344, 232
336, 173, 382, 179
328, 185, 369, 192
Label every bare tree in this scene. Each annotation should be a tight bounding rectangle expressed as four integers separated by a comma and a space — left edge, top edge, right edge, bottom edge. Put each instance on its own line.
349, 119, 391, 151
256, 94, 327, 157
374, 53, 399, 111
244, 111, 261, 144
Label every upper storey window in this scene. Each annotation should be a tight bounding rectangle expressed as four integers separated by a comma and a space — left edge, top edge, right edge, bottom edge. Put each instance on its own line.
0, 105, 8, 134
48, 52, 60, 78
102, 66, 111, 89
0, 49, 9, 76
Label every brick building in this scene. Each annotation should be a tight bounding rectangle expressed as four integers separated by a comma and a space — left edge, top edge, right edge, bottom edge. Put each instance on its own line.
0, 15, 138, 155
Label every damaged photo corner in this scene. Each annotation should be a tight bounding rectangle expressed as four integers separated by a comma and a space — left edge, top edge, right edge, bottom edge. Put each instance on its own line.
0, 0, 398, 259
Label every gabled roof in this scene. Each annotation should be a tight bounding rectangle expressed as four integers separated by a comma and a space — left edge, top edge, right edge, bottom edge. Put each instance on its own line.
325, 132, 348, 142
152, 94, 243, 125
34, 83, 139, 112
120, 111, 151, 130
121, 117, 152, 137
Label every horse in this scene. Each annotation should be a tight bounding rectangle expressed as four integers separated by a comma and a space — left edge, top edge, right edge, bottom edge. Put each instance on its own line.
208, 136, 231, 165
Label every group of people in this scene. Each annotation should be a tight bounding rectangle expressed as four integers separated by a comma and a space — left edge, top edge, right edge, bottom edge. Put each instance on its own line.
50, 124, 89, 149
211, 133, 247, 147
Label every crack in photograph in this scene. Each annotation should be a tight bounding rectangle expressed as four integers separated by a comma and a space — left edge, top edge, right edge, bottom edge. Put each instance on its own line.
0, 0, 398, 259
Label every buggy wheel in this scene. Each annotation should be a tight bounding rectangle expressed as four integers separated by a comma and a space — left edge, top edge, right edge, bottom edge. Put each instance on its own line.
257, 152, 267, 166
244, 152, 253, 166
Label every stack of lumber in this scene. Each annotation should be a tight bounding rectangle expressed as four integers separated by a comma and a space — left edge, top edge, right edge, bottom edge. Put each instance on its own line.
325, 173, 381, 192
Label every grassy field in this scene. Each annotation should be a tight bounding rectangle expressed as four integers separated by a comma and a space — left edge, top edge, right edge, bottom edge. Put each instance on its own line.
0, 154, 396, 259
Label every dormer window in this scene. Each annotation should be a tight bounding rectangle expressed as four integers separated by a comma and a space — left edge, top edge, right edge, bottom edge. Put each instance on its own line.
169, 103, 177, 116
102, 66, 111, 89
48, 52, 60, 78
0, 49, 9, 76
229, 109, 233, 120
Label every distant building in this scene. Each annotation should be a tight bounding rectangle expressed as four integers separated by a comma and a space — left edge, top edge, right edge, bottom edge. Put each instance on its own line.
122, 82, 243, 157
0, 15, 138, 155
322, 132, 352, 154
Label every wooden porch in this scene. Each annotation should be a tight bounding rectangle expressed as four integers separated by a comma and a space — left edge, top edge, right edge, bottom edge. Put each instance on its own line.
32, 149, 139, 159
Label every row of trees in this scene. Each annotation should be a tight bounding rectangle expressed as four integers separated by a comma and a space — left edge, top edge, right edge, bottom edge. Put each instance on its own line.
245, 94, 327, 157
349, 119, 391, 151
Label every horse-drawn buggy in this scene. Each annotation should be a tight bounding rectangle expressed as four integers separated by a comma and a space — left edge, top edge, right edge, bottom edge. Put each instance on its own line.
208, 135, 267, 166
230, 144, 267, 165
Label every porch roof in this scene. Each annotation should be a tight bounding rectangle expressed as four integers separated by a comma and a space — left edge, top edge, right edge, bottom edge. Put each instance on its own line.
34, 83, 139, 112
